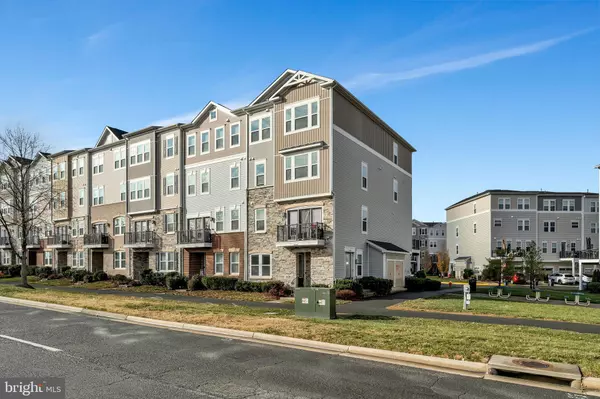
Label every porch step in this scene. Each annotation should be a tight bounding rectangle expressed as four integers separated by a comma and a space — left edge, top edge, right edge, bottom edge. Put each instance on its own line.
362, 289, 376, 299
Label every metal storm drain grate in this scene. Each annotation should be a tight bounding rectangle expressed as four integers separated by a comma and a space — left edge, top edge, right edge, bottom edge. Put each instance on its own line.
512, 359, 551, 369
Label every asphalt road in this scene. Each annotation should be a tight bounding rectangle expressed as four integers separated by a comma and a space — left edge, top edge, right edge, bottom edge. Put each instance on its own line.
0, 303, 583, 399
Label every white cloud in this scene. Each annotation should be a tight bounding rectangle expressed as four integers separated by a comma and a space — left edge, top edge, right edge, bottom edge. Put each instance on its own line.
346, 28, 595, 90
151, 110, 199, 126
85, 24, 119, 48
222, 98, 250, 110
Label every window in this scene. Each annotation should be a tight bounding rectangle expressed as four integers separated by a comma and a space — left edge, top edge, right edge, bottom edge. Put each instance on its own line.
498, 198, 511, 209
361, 162, 368, 191
250, 116, 271, 143
571, 220, 579, 229
543, 221, 556, 232
441, 230, 445, 236
255, 161, 265, 187
230, 208, 240, 231
92, 186, 104, 206
92, 154, 103, 174
209, 109, 217, 121
120, 182, 126, 202
187, 172, 196, 196
420, 228, 427, 235
255, 209, 266, 232
361, 206, 368, 234
571, 242, 577, 252
164, 213, 176, 234
516, 240, 522, 250
592, 201, 598, 213
71, 160, 77, 177
114, 217, 125, 235
285, 99, 319, 133
72, 252, 84, 268
52, 165, 58, 180
71, 220, 78, 237
455, 227, 459, 237
284, 151, 319, 182
517, 198, 530, 210
542, 242, 548, 254
114, 251, 126, 269
200, 131, 209, 154
230, 123, 240, 147
517, 219, 530, 231
43, 251, 52, 266
213, 252, 224, 274
393, 142, 398, 165
562, 199, 575, 212
250, 254, 271, 278
551, 242, 557, 254
230, 252, 239, 275
230, 165, 240, 190
591, 223, 598, 234
129, 178, 151, 201
543, 199, 556, 211
456, 244, 459, 255
187, 133, 196, 157
165, 173, 175, 196
200, 169, 210, 194
215, 126, 224, 151
130, 141, 150, 165
356, 250, 363, 278
158, 252, 178, 272
114, 147, 126, 169
412, 228, 416, 236
78, 158, 84, 175
494, 219, 502, 227
215, 210, 224, 232
393, 179, 398, 203
79, 189, 85, 206
473, 202, 477, 214
473, 223, 477, 234
59, 162, 66, 179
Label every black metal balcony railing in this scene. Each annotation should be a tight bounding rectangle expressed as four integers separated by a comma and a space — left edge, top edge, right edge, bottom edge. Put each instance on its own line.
124, 231, 156, 246
560, 249, 599, 259
47, 234, 71, 246
492, 248, 526, 258
277, 223, 325, 242
26, 235, 41, 246
177, 229, 212, 245
84, 233, 110, 246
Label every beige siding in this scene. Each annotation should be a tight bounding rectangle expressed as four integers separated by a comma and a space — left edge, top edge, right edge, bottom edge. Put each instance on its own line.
69, 153, 88, 219
90, 146, 126, 206
274, 147, 330, 200
51, 154, 70, 221
128, 132, 155, 180
332, 90, 412, 174
447, 195, 492, 221
158, 127, 181, 210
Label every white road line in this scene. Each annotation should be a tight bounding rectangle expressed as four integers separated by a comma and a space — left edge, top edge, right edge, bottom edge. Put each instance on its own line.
0, 334, 62, 352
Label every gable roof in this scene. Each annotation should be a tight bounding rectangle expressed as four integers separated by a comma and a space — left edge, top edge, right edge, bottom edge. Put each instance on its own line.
367, 240, 409, 254
188, 101, 236, 126
266, 70, 334, 102
249, 69, 297, 107
123, 125, 161, 139
94, 126, 128, 148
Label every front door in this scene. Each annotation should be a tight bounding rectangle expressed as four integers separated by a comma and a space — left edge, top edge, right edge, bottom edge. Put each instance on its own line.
345, 252, 354, 279
296, 253, 306, 287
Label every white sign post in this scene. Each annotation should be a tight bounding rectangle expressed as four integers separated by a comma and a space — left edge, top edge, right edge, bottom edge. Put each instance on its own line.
463, 285, 471, 310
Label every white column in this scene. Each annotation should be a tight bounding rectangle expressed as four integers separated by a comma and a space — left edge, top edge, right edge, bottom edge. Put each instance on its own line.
572, 258, 575, 276
579, 260, 583, 291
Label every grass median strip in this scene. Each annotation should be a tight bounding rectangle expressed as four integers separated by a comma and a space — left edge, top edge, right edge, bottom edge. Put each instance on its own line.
2, 284, 600, 377
389, 296, 600, 325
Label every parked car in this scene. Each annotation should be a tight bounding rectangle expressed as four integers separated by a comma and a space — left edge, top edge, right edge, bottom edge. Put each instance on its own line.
548, 273, 576, 285
574, 274, 593, 283
511, 273, 527, 284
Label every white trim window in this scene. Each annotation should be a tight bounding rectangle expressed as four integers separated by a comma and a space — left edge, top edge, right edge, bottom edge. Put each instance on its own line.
361, 162, 368, 191
165, 173, 175, 196
43, 251, 52, 266
571, 220, 579, 229
285, 99, 319, 134
562, 199, 575, 212
543, 220, 556, 232
113, 217, 125, 236
187, 172, 196, 196
59, 162, 66, 179
250, 115, 271, 143
209, 109, 217, 122
230, 165, 240, 190
78, 158, 85, 175
592, 201, 598, 213
164, 213, 176, 234
165, 135, 175, 158
498, 198, 511, 210
200, 131, 210, 154
355, 250, 363, 278
284, 151, 319, 182
255, 161, 266, 187
250, 254, 271, 278
215, 209, 224, 232
130, 140, 151, 166
130, 178, 151, 201
114, 251, 126, 269
187, 133, 196, 157
592, 222, 598, 234
517, 198, 530, 210
456, 227, 459, 237
215, 252, 224, 275
60, 192, 66, 208
551, 242, 557, 254
120, 182, 126, 202
71, 159, 77, 177
200, 169, 210, 194
494, 218, 502, 227
79, 188, 85, 207
393, 178, 398, 203
158, 252, 178, 272
92, 186, 104, 206
543, 199, 556, 211
215, 126, 225, 151
230, 207, 240, 231
473, 223, 477, 234
229, 252, 239, 275
92, 154, 104, 175
361, 205, 368, 234
393, 142, 398, 165
516, 240, 522, 250
255, 208, 266, 233
517, 219, 530, 231
542, 241, 548, 254
230, 123, 240, 148
114, 146, 126, 170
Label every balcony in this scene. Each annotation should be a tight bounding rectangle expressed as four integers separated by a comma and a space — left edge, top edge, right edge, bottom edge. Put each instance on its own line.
26, 235, 41, 249
0, 236, 10, 248
84, 233, 110, 249
47, 234, 72, 249
560, 249, 599, 260
276, 223, 325, 248
176, 229, 212, 248
124, 231, 156, 249
491, 248, 525, 258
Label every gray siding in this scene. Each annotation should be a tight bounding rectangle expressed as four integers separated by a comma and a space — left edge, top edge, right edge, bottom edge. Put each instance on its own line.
332, 128, 412, 279
368, 247, 383, 278
158, 127, 182, 210
248, 109, 274, 190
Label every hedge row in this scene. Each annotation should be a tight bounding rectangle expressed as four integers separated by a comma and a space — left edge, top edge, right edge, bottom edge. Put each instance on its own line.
333, 277, 394, 299
405, 277, 441, 292
588, 282, 600, 293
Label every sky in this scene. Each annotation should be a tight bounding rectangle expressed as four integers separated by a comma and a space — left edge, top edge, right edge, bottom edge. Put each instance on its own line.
0, 0, 599, 221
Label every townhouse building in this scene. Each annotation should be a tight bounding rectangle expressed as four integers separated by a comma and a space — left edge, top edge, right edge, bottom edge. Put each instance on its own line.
411, 220, 446, 273
446, 190, 600, 277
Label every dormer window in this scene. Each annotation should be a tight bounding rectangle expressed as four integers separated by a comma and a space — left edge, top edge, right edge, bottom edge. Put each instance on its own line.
209, 109, 217, 122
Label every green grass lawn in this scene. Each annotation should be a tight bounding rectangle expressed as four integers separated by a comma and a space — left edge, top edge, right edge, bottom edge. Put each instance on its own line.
2, 285, 600, 377
391, 295, 600, 325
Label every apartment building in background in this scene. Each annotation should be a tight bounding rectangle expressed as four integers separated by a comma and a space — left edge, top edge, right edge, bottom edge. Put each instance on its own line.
446, 190, 600, 277
411, 220, 446, 273
20, 69, 416, 289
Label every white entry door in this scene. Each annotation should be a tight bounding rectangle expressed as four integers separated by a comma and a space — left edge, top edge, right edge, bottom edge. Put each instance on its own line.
387, 259, 405, 289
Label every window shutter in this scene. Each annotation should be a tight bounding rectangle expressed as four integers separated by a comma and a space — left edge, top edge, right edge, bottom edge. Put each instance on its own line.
163, 214, 167, 232
162, 140, 166, 158
174, 136, 178, 155
175, 251, 179, 270
162, 177, 166, 196
174, 174, 178, 194
156, 252, 160, 272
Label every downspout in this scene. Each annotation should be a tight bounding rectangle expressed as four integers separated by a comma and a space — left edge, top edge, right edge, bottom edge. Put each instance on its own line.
243, 111, 250, 282
178, 127, 184, 275
50, 157, 55, 271
329, 83, 336, 283
125, 138, 131, 278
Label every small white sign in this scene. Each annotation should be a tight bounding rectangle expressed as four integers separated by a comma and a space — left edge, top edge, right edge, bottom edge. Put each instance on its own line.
463, 285, 470, 293
466, 294, 471, 301
466, 300, 471, 305
317, 299, 326, 306
301, 298, 309, 304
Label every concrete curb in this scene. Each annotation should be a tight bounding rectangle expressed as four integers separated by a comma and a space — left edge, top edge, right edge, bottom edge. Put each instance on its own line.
584, 377, 600, 391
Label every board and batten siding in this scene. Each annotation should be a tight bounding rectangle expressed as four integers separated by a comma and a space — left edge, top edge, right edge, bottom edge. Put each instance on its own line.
332, 128, 412, 279
274, 147, 330, 200
248, 110, 274, 189
332, 90, 412, 174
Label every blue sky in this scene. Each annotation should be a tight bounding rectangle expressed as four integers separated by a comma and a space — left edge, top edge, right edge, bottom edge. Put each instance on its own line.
1, 0, 599, 221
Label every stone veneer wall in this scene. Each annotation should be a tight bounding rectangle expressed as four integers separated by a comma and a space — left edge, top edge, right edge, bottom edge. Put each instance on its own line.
247, 187, 334, 286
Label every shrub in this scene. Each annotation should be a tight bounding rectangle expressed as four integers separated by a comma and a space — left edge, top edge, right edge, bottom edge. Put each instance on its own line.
463, 268, 475, 279
0, 271, 5, 278
311, 283, 330, 288
333, 279, 363, 298
38, 272, 49, 279
128, 280, 142, 287
140, 269, 165, 286
593, 270, 600, 283
405, 277, 426, 292
28, 266, 40, 276
201, 276, 238, 291
59, 266, 71, 274
424, 278, 442, 291
8, 265, 21, 277
415, 270, 426, 278
93, 271, 109, 281
71, 270, 90, 283
358, 276, 393, 296
111, 274, 130, 284
0, 265, 8, 274
235, 280, 286, 293
165, 273, 188, 290
188, 274, 206, 291
82, 274, 95, 284
588, 282, 600, 293
48, 274, 59, 280
38, 266, 53, 276
267, 282, 292, 299
336, 289, 357, 300
62, 269, 73, 278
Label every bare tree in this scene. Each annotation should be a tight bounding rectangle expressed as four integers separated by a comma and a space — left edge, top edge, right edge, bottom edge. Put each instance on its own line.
421, 247, 432, 273
437, 249, 450, 277
0, 127, 52, 288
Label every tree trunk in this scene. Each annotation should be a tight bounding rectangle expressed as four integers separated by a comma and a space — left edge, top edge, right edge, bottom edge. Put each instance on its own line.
17, 244, 34, 289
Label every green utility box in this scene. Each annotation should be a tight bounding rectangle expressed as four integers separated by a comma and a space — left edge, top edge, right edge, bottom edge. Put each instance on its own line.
294, 288, 336, 319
